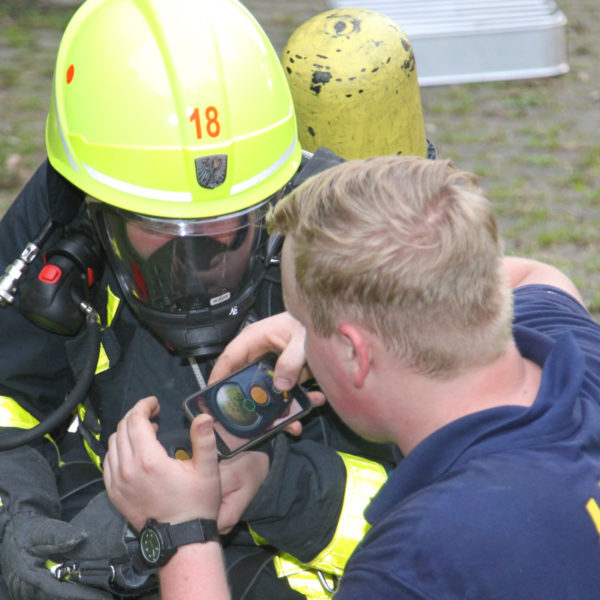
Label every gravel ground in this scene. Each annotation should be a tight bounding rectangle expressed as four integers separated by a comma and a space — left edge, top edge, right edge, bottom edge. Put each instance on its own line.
1, 0, 599, 316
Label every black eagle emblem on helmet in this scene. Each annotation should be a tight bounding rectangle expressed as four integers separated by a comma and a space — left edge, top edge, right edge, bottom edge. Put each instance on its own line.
195, 155, 227, 189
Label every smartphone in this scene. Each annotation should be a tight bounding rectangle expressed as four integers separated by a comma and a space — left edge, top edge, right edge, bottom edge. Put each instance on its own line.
182, 352, 312, 458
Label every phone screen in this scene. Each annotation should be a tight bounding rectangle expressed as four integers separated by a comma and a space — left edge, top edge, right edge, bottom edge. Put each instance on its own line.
182, 353, 312, 457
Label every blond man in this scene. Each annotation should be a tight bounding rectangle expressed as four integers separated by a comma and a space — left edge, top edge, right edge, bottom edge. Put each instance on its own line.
105, 156, 600, 599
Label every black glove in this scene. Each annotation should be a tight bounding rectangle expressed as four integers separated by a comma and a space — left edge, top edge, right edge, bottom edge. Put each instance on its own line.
0, 512, 111, 600
0, 446, 110, 600
65, 491, 158, 596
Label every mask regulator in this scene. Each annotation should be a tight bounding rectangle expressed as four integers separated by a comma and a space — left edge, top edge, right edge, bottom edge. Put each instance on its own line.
0, 209, 104, 450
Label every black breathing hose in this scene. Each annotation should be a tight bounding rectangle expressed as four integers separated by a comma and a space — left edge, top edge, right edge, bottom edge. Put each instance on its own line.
0, 308, 100, 450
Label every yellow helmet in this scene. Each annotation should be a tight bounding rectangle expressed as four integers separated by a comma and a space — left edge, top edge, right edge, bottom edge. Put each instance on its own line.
282, 8, 430, 160
46, 0, 301, 219
45, 0, 303, 356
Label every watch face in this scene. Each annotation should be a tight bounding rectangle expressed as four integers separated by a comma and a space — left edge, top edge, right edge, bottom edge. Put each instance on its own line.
140, 528, 162, 565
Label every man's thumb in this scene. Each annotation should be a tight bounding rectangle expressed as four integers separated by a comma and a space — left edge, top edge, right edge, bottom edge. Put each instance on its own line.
190, 414, 219, 466
29, 518, 87, 556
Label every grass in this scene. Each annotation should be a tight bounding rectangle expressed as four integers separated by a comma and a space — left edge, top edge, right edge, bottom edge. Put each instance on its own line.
0, 2, 76, 213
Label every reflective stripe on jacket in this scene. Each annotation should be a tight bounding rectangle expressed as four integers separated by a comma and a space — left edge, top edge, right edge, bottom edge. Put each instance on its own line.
254, 452, 388, 599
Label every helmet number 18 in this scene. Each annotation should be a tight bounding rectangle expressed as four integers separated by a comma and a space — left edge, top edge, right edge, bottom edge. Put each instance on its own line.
189, 106, 221, 139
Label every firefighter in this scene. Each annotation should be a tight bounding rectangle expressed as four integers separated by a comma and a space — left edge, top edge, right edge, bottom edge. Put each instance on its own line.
0, 2, 431, 599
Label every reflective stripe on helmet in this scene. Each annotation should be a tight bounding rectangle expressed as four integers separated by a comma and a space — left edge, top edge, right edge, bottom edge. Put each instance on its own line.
83, 163, 193, 204
46, 0, 302, 218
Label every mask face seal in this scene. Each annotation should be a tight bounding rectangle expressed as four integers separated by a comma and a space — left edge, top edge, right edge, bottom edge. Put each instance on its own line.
88, 198, 274, 356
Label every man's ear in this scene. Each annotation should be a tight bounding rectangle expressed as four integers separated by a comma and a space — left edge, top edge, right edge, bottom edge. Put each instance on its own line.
337, 323, 371, 388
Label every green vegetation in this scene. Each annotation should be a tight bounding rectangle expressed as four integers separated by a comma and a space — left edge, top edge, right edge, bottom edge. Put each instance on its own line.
0, 1, 76, 213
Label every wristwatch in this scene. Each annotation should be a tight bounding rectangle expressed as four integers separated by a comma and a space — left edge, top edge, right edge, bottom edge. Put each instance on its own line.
138, 518, 219, 567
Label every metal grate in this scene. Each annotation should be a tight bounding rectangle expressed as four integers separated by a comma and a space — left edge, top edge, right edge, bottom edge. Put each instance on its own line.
325, 0, 569, 85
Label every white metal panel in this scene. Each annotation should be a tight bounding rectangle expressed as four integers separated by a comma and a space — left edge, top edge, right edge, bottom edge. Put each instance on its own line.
325, 0, 569, 85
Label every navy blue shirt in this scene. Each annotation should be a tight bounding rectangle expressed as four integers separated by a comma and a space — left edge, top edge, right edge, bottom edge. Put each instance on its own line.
336, 286, 600, 599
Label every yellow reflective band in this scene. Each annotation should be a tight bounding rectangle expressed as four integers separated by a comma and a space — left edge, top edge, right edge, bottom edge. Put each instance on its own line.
77, 403, 103, 470
0, 396, 62, 462
95, 343, 110, 375
586, 498, 600, 536
248, 526, 269, 547
105, 284, 120, 326
272, 556, 336, 600
271, 453, 388, 599
0, 395, 41, 430
93, 285, 121, 375
82, 438, 103, 470
0, 395, 45, 508
305, 452, 387, 574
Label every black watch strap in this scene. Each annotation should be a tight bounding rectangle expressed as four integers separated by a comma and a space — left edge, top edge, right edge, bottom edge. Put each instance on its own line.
167, 519, 219, 546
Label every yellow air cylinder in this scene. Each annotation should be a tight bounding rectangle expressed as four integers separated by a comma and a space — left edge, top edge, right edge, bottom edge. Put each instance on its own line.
282, 8, 428, 160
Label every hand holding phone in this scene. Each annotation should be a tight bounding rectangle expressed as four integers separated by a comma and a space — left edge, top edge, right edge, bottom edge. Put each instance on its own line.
183, 353, 312, 458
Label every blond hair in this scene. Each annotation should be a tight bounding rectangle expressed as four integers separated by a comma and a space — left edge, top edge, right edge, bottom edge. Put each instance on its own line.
269, 155, 513, 378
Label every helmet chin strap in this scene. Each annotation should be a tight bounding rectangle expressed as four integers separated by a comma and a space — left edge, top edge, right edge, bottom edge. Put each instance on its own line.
186, 306, 262, 392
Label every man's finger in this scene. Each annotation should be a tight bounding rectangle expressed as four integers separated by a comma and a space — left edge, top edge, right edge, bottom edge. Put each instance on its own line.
307, 390, 326, 407
209, 313, 304, 384
102, 434, 115, 488
208, 350, 247, 384
126, 411, 164, 465
114, 415, 134, 471
208, 330, 273, 383
273, 326, 308, 391
128, 395, 160, 419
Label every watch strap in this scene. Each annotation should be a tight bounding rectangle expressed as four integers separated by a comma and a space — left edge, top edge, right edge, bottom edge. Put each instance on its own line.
166, 519, 219, 546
